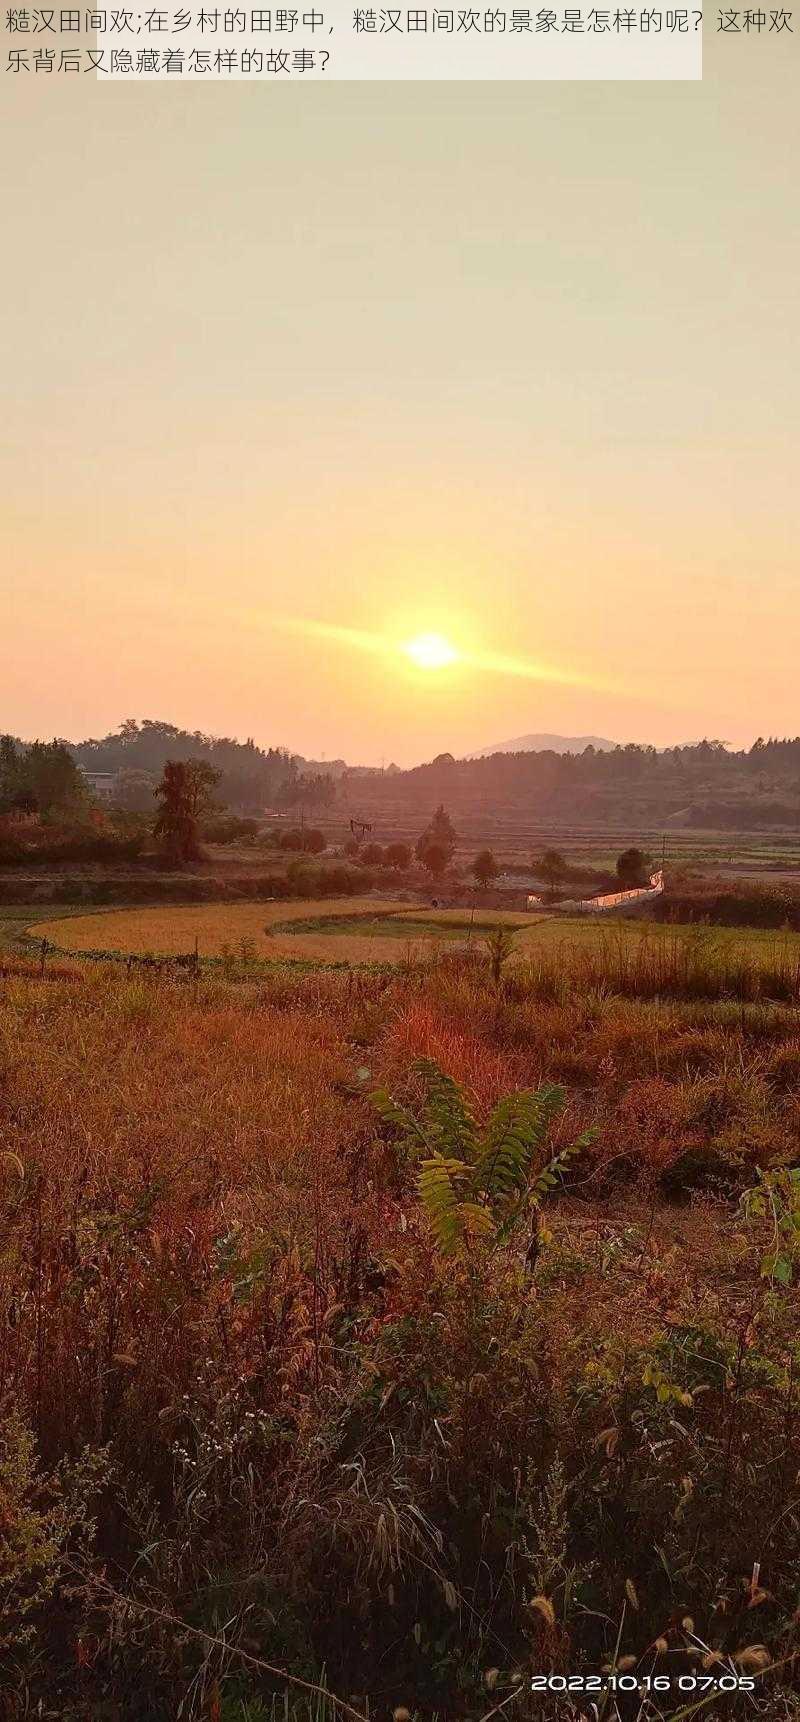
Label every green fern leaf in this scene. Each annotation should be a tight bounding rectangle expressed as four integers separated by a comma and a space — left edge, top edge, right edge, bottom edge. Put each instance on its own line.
530, 1128, 595, 1204
475, 1086, 566, 1199
417, 1154, 470, 1254
412, 1058, 479, 1161
457, 1201, 495, 1241
371, 1087, 427, 1149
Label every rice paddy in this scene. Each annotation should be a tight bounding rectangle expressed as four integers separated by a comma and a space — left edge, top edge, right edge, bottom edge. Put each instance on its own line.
31, 895, 800, 989
31, 897, 541, 965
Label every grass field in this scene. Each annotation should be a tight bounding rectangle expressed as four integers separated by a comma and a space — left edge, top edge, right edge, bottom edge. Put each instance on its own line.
3, 946, 800, 1717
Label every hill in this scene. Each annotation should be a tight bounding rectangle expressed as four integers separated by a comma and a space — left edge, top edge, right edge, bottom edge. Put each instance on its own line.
468, 731, 615, 758
342, 737, 800, 830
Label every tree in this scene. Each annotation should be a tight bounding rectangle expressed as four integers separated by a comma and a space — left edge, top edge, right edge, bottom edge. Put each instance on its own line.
280, 771, 336, 813
416, 805, 456, 873
72, 719, 295, 813
361, 843, 384, 866
472, 849, 498, 890
116, 769, 158, 813
535, 850, 568, 901
419, 842, 448, 879
616, 847, 652, 888
1, 738, 85, 820
0, 737, 20, 813
385, 841, 411, 871
153, 760, 220, 864
29, 743, 86, 818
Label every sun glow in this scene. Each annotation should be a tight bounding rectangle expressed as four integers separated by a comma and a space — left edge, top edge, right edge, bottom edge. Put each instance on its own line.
273, 615, 620, 697
402, 632, 459, 671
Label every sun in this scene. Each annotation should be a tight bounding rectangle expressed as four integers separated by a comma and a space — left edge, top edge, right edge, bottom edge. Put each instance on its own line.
402, 632, 459, 671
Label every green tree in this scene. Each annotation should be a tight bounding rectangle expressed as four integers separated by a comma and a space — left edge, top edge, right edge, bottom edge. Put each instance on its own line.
115, 769, 158, 813
17, 742, 85, 819
416, 805, 457, 871
153, 760, 220, 864
419, 841, 448, 879
616, 846, 652, 887
0, 737, 20, 813
472, 848, 498, 889
535, 849, 568, 901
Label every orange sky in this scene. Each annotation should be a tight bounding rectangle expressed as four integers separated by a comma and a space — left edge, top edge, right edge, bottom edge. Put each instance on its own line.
4, 43, 799, 765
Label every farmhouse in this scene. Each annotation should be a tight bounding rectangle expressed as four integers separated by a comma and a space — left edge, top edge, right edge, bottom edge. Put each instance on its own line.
79, 768, 118, 803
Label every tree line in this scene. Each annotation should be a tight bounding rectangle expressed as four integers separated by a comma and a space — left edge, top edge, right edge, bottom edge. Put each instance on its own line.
0, 736, 85, 819
68, 718, 335, 814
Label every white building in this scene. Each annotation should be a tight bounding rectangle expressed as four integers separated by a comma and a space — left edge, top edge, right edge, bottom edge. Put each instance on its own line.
79, 768, 118, 803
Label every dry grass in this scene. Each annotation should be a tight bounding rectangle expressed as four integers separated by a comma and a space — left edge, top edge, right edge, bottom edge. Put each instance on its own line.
3, 953, 800, 1715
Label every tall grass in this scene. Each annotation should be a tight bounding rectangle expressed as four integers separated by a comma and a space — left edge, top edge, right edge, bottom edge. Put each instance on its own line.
2, 959, 800, 1715
519, 924, 800, 1002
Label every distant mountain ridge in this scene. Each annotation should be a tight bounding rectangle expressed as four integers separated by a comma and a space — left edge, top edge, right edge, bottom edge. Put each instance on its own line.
468, 732, 616, 759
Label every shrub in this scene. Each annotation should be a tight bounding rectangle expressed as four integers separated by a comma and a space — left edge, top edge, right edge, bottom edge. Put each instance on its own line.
384, 841, 411, 870
472, 848, 499, 889
657, 881, 800, 931
280, 828, 326, 855
372, 1057, 592, 1260
200, 814, 260, 843
0, 829, 145, 865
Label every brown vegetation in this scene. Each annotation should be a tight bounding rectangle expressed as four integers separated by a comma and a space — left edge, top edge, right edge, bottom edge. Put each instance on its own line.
1, 944, 800, 1717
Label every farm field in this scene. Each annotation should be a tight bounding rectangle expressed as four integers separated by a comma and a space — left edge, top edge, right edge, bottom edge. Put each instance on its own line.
33, 897, 546, 965
32, 894, 800, 986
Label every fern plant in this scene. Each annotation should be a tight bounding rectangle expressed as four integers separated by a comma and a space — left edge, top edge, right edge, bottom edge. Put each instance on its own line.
372, 1059, 593, 1260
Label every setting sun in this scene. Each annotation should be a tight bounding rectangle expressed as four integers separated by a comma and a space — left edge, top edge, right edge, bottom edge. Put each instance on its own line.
402, 632, 459, 671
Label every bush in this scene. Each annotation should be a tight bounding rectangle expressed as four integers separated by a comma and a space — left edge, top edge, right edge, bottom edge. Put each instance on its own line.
657, 881, 800, 930
0, 829, 145, 866
200, 814, 259, 844
472, 847, 499, 888
280, 828, 326, 855
385, 841, 411, 870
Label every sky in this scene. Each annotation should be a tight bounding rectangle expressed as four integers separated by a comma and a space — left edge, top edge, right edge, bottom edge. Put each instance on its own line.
3, 39, 799, 766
